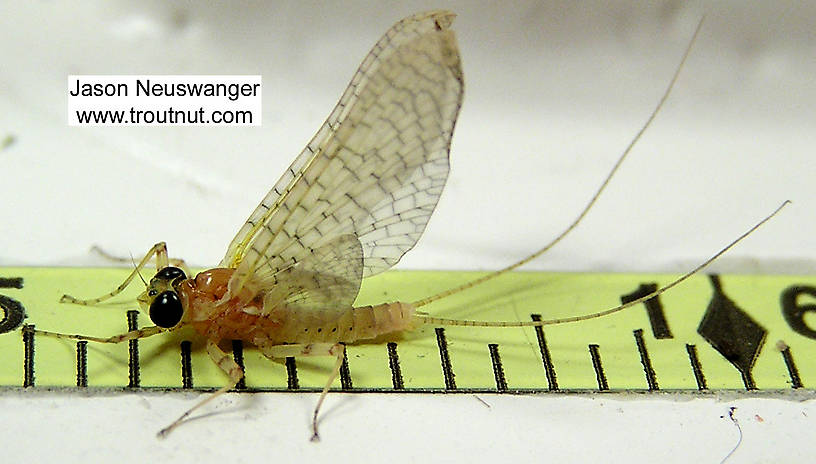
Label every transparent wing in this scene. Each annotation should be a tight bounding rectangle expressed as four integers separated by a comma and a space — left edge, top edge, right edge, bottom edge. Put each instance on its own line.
256, 234, 363, 316
222, 10, 464, 297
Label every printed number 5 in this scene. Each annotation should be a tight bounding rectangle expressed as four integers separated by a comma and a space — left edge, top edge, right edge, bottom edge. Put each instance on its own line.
0, 277, 25, 334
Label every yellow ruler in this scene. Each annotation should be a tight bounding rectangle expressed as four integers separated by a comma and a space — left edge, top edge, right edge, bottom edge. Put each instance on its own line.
1, 268, 814, 392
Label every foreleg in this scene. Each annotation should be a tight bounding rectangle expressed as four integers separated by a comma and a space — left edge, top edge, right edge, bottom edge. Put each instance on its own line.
60, 242, 170, 306
30, 325, 164, 343
91, 244, 191, 277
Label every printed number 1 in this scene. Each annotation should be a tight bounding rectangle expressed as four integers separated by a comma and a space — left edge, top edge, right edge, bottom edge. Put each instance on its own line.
621, 283, 672, 339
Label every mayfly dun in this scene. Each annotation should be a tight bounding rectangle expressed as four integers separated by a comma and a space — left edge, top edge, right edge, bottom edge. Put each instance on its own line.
31, 10, 787, 440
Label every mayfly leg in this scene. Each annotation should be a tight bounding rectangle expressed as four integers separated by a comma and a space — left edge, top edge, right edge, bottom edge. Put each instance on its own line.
259, 343, 346, 441
60, 242, 171, 306
90, 245, 191, 277
158, 341, 345, 441
158, 339, 246, 438
28, 325, 164, 343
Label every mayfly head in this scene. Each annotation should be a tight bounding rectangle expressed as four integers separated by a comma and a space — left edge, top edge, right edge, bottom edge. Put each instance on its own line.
138, 266, 187, 328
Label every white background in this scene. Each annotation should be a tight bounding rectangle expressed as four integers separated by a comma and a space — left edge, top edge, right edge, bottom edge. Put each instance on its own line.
0, 1, 814, 462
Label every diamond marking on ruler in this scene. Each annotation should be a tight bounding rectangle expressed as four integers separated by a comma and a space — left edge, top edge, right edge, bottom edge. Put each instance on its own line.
697, 276, 766, 389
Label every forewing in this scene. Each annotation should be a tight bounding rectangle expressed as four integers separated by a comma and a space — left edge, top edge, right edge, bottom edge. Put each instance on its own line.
223, 10, 464, 296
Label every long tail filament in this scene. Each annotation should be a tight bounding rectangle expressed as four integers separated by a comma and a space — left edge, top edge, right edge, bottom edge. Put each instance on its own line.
414, 200, 790, 327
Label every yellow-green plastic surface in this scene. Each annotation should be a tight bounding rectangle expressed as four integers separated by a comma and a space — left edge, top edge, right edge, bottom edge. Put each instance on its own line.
0, 268, 813, 392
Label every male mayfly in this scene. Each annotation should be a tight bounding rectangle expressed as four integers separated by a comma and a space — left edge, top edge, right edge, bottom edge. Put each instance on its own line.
33, 10, 787, 440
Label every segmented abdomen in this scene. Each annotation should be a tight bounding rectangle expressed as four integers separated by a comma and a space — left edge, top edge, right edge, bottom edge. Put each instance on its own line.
343, 302, 416, 342
261, 302, 416, 345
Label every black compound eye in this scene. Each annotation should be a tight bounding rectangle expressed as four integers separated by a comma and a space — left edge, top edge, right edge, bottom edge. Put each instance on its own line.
149, 291, 183, 328
155, 266, 186, 282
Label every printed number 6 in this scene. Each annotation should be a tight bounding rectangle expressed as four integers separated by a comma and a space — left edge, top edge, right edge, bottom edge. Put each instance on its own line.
781, 286, 816, 340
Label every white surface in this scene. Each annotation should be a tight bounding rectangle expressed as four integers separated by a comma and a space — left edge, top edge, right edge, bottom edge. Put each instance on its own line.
0, 1, 814, 462
2, 392, 814, 464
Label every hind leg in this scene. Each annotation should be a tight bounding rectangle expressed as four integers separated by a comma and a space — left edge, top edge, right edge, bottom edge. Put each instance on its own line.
260, 343, 345, 441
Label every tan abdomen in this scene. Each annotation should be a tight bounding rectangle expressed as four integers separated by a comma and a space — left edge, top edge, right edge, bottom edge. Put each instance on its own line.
343, 302, 416, 342
271, 302, 416, 344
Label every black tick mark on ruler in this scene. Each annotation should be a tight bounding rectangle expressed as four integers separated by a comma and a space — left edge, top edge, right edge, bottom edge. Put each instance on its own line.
340, 346, 353, 390
777, 341, 804, 389
180, 341, 194, 389
76, 340, 88, 387
232, 340, 246, 390
488, 343, 507, 392
435, 328, 456, 390
127, 310, 140, 388
286, 357, 299, 390
22, 324, 35, 387
633, 329, 659, 391
685, 344, 708, 391
387, 342, 405, 390
588, 344, 608, 391
530, 314, 558, 391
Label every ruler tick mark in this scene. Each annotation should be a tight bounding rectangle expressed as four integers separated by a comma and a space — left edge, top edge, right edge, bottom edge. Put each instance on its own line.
777, 342, 803, 389
435, 328, 456, 390
180, 341, 193, 389
285, 357, 299, 390
588, 344, 608, 391
633, 329, 659, 390
126, 310, 140, 388
22, 324, 35, 387
387, 342, 404, 390
531, 314, 558, 391
339, 345, 353, 390
76, 341, 88, 387
488, 343, 507, 392
685, 344, 707, 390
232, 340, 246, 390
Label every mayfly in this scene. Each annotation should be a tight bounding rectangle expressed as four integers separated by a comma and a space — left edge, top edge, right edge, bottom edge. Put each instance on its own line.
33, 10, 787, 440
